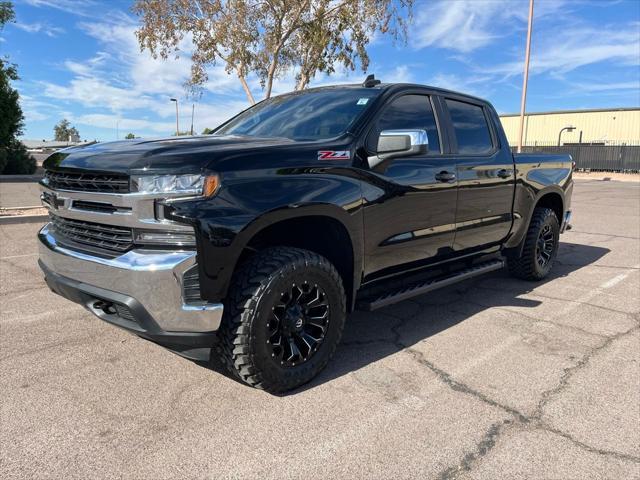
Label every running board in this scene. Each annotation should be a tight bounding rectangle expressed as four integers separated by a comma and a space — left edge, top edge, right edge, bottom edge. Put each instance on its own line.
357, 259, 505, 311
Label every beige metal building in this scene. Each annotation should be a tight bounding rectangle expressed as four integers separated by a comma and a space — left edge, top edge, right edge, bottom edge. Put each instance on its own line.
499, 107, 640, 145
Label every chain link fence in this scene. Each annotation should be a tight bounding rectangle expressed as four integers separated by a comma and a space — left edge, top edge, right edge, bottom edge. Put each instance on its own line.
511, 142, 640, 173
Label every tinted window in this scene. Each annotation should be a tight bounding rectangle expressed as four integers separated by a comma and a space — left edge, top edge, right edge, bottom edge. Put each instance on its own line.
445, 99, 493, 154
374, 95, 440, 154
215, 89, 380, 141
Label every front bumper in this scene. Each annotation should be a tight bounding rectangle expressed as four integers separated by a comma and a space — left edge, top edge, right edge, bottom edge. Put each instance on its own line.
38, 223, 223, 348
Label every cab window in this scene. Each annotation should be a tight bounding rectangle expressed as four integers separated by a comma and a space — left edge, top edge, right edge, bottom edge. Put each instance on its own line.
371, 95, 441, 154
445, 99, 494, 154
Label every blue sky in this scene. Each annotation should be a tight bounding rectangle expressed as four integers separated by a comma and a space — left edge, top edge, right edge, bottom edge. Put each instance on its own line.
2, 0, 639, 141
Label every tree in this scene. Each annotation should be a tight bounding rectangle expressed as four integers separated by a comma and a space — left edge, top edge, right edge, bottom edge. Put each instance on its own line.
201, 127, 214, 135
125, 133, 137, 139
0, 1, 35, 174
53, 119, 80, 142
133, 0, 412, 104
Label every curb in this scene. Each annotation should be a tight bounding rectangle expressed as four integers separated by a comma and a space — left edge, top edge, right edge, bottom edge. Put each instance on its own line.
0, 214, 49, 225
0, 174, 43, 183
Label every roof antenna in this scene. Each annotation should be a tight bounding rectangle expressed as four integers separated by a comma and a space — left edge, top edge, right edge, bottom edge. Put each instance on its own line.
362, 74, 381, 88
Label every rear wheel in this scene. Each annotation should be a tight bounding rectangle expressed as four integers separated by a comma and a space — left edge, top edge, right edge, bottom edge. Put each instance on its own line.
218, 247, 346, 393
508, 207, 560, 281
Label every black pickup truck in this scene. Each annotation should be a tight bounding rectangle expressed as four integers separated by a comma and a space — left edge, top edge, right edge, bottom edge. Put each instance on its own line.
38, 76, 573, 392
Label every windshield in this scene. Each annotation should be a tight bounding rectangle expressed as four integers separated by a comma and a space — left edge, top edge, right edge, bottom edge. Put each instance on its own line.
215, 88, 380, 141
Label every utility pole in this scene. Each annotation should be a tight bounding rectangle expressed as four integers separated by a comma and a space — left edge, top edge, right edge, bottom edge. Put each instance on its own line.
517, 0, 534, 154
190, 103, 195, 136
170, 98, 179, 135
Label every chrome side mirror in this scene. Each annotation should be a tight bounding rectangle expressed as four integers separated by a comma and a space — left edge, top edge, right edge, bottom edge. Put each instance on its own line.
369, 129, 428, 168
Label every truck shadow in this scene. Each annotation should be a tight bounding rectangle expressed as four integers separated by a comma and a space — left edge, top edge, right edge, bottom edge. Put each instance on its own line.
201, 241, 610, 394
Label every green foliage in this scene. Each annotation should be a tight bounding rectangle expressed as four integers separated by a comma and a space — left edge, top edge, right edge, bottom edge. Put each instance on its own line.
133, 0, 412, 104
2, 140, 35, 174
125, 133, 136, 139
53, 119, 80, 142
0, 148, 7, 173
0, 1, 15, 27
201, 127, 214, 135
0, 2, 35, 174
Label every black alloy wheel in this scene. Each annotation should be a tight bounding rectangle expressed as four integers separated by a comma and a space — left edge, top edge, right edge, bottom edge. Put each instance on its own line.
536, 224, 555, 268
268, 282, 329, 367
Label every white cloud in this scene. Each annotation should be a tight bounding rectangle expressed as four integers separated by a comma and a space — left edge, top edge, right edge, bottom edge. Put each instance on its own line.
412, 0, 572, 53
19, 94, 64, 123
14, 21, 65, 37
74, 113, 174, 134
482, 24, 640, 78
35, 14, 253, 136
573, 81, 640, 93
20, 0, 96, 16
425, 73, 494, 98
412, 0, 521, 52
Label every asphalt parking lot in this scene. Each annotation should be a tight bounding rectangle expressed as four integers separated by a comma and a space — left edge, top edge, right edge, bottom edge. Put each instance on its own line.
1, 179, 639, 479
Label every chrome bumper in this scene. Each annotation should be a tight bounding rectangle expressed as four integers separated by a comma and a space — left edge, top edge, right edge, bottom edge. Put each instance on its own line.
38, 223, 223, 333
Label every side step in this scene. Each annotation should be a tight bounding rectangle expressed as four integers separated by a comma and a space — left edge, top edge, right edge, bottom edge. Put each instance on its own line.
357, 259, 505, 311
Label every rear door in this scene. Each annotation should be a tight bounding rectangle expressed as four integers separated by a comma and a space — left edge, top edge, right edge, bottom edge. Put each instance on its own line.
442, 98, 515, 251
362, 93, 458, 280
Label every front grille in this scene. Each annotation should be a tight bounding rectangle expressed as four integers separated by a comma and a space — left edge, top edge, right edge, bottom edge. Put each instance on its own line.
50, 214, 133, 254
45, 170, 130, 193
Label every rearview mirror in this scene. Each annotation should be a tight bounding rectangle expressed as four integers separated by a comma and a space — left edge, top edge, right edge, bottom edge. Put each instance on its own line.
369, 129, 428, 168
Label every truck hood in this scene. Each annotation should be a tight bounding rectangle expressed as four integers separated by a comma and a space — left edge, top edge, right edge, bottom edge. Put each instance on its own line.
43, 135, 304, 174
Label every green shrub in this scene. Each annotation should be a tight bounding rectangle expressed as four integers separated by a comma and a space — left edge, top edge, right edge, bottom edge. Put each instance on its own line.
1, 141, 36, 174
0, 148, 7, 173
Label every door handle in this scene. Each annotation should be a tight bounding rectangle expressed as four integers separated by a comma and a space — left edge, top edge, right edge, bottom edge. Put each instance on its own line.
497, 169, 513, 179
435, 171, 456, 183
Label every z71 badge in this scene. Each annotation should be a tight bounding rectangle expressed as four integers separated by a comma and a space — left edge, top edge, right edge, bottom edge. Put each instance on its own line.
317, 150, 350, 160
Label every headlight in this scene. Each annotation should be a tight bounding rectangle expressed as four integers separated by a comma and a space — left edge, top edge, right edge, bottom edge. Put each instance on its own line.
132, 173, 219, 196
132, 174, 203, 194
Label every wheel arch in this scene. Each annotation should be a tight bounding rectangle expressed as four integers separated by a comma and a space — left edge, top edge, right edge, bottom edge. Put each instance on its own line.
234, 206, 361, 312
505, 187, 565, 258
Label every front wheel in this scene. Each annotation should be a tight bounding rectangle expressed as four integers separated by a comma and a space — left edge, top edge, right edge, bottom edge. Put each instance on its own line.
218, 247, 346, 393
508, 207, 560, 281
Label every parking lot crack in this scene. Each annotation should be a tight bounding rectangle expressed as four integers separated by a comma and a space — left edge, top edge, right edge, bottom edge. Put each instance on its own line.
436, 419, 515, 480
538, 424, 640, 464
533, 324, 640, 420
403, 346, 529, 422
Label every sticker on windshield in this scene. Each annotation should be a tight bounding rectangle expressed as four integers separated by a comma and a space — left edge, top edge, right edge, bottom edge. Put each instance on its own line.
318, 150, 350, 160
357, 98, 369, 105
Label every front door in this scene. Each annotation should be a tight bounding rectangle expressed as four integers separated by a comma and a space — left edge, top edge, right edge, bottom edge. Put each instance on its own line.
362, 94, 458, 280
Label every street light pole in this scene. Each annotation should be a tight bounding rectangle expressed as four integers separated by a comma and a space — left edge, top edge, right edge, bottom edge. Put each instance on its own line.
170, 98, 179, 135
190, 103, 195, 136
557, 126, 576, 146
517, 0, 534, 154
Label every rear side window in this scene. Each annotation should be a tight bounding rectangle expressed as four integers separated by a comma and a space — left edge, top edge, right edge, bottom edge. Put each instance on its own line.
373, 95, 441, 154
445, 99, 493, 154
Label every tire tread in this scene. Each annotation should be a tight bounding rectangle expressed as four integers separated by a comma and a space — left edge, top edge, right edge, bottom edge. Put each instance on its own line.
218, 247, 345, 392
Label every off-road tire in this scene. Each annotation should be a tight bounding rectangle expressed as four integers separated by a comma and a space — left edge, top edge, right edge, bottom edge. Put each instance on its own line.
218, 247, 346, 393
508, 207, 560, 281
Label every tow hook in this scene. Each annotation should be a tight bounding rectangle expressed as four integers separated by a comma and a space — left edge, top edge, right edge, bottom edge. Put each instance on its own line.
93, 300, 117, 315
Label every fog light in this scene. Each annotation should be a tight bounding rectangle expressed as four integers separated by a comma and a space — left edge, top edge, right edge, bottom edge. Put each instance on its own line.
134, 230, 196, 246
